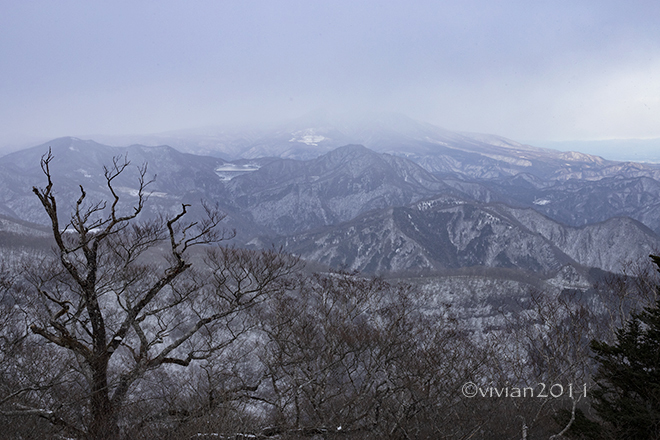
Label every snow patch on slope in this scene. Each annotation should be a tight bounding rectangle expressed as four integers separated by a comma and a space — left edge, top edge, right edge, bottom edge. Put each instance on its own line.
289, 129, 328, 146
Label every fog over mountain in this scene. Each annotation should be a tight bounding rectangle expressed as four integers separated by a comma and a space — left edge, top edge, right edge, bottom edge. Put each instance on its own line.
90, 113, 660, 180
2, 115, 660, 284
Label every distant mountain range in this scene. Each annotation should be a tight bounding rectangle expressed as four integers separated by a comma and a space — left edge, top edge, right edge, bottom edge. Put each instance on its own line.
89, 112, 660, 181
2, 114, 660, 285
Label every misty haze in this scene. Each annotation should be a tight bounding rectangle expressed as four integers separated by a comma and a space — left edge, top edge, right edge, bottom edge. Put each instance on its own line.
1, 2, 660, 440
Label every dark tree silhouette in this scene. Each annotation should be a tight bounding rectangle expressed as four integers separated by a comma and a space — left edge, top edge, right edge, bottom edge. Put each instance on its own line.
2, 150, 298, 440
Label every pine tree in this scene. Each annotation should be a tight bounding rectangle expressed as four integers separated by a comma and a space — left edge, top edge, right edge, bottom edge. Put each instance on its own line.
589, 255, 660, 439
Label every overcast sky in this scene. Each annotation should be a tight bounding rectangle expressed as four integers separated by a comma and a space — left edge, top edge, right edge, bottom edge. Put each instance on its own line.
2, 0, 660, 146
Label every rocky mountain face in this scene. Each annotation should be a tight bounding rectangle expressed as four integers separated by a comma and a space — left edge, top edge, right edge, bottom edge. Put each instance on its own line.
217, 144, 458, 235
495, 205, 660, 272
276, 195, 660, 275
515, 176, 660, 234
448, 174, 660, 235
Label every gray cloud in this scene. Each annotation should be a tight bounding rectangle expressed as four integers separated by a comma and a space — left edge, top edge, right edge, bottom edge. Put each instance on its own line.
1, 0, 659, 146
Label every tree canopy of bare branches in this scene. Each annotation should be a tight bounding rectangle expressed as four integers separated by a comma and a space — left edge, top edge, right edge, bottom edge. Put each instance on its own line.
1, 150, 298, 440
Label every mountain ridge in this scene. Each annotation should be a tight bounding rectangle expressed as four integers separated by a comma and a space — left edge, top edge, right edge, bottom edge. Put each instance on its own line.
89, 113, 660, 183
2, 134, 660, 278
275, 195, 660, 275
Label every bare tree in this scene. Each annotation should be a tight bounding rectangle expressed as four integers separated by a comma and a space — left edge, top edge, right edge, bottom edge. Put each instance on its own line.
490, 288, 599, 439
1, 256, 89, 439
5, 150, 298, 440
256, 272, 491, 439
594, 258, 660, 339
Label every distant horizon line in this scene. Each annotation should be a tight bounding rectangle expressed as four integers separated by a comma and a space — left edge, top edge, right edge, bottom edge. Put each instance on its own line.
2, 112, 660, 163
